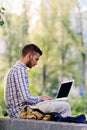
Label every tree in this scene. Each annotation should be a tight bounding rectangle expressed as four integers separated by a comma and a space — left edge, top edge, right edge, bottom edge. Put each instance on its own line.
1, 0, 30, 68
0, 0, 30, 116
29, 0, 79, 96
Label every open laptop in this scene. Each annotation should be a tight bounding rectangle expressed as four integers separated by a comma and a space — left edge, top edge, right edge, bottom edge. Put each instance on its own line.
55, 80, 74, 101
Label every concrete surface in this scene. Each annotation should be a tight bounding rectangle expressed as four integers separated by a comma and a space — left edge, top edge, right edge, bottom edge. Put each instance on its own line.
0, 118, 87, 130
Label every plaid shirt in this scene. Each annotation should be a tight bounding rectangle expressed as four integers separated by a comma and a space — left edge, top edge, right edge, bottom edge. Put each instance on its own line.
4, 60, 40, 118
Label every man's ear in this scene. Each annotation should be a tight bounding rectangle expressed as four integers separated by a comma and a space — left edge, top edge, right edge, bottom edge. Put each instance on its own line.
27, 53, 31, 58
30, 55, 32, 58
27, 52, 33, 59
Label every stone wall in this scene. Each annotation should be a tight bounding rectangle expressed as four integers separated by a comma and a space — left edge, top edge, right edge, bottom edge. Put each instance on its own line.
0, 118, 87, 130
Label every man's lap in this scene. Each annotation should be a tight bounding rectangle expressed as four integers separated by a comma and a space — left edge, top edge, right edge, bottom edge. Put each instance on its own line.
29, 100, 70, 114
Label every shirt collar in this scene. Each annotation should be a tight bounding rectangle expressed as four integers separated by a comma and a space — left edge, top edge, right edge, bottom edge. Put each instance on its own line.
16, 60, 26, 69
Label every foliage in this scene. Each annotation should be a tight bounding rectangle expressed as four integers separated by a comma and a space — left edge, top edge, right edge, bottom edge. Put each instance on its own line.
0, 84, 6, 117
0, 7, 5, 26
68, 95, 85, 116
2, 1, 29, 68
29, 0, 82, 95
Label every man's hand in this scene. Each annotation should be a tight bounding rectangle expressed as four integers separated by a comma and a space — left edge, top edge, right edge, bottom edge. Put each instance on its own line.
40, 96, 52, 101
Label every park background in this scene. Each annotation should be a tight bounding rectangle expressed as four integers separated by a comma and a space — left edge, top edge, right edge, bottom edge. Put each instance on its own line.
0, 0, 87, 117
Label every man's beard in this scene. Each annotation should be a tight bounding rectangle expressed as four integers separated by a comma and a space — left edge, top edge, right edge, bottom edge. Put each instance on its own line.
26, 61, 32, 68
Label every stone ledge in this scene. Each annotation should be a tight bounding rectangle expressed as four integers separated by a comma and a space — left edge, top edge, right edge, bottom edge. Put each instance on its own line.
0, 118, 87, 130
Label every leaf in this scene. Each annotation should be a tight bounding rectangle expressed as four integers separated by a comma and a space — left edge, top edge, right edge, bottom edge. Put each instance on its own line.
1, 7, 5, 11
0, 20, 4, 26
1, 12, 4, 14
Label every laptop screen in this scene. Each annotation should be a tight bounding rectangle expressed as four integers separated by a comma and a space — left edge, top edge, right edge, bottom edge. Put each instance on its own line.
56, 81, 73, 98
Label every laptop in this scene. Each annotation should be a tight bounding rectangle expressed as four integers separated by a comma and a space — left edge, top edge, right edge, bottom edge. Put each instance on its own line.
55, 80, 74, 101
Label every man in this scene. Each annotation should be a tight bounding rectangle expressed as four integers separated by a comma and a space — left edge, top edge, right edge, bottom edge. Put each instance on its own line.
4, 43, 71, 118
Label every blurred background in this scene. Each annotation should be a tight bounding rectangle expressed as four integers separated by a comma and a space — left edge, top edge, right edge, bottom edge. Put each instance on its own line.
0, 0, 87, 117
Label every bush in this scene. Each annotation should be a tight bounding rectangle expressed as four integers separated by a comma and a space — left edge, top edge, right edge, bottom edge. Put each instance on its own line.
69, 95, 85, 116
0, 83, 6, 117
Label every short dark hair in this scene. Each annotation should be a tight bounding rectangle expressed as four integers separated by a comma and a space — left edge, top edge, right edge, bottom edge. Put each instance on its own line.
22, 44, 42, 56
